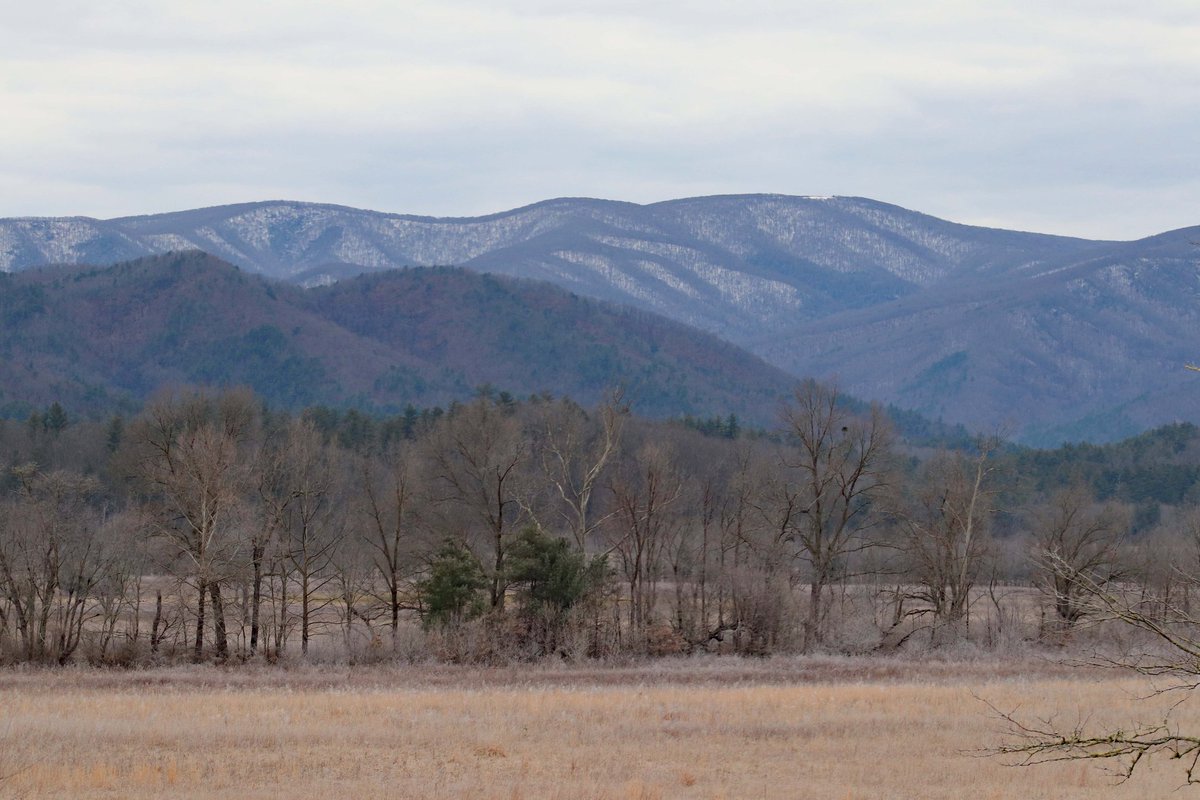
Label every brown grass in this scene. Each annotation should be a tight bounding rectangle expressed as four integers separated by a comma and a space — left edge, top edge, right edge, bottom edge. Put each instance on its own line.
1, 657, 1196, 799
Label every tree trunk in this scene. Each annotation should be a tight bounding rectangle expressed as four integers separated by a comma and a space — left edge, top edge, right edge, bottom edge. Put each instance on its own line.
250, 543, 264, 655
390, 583, 400, 639
491, 526, 506, 611
151, 590, 163, 655
301, 571, 310, 656
194, 579, 207, 661
805, 577, 825, 651
209, 582, 229, 660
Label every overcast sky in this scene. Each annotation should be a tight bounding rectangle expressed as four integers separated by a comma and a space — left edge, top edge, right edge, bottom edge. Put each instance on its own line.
2, 1, 1197, 239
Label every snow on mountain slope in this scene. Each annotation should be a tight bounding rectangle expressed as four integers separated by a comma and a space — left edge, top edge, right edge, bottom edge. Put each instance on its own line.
0, 195, 1096, 339
1, 195, 1194, 442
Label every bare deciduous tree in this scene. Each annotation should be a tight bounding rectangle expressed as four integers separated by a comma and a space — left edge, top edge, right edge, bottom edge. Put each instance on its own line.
608, 442, 683, 636
280, 419, 343, 658
714, 443, 773, 651
359, 442, 421, 644
1030, 485, 1130, 637
533, 392, 626, 553
897, 443, 996, 640
427, 399, 528, 611
248, 423, 298, 658
778, 381, 893, 650
125, 389, 258, 661
0, 466, 108, 663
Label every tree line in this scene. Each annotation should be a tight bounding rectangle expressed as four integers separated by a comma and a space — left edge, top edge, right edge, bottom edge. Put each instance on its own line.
0, 382, 1195, 666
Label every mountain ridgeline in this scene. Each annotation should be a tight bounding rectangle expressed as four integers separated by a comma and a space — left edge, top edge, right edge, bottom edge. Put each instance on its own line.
0, 252, 801, 424
2, 195, 1197, 443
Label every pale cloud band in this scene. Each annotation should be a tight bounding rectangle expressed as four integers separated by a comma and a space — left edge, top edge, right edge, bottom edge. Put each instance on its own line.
2, 0, 1197, 239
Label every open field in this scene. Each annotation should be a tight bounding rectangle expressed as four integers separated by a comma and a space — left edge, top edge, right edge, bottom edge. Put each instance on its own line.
1, 657, 1197, 799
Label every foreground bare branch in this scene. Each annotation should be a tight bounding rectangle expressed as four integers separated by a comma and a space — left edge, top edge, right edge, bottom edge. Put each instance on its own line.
987, 551, 1200, 782
987, 698, 1200, 783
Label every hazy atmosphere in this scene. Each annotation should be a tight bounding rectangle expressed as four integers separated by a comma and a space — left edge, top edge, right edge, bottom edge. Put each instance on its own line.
3, 0, 1198, 238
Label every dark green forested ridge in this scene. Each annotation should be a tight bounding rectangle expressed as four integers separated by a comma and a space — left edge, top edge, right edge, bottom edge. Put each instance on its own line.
0, 251, 797, 425
1003, 422, 1200, 505
1, 250, 982, 446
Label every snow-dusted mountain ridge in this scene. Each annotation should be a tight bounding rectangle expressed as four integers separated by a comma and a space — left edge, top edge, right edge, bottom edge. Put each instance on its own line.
2, 195, 1196, 444
0, 195, 1096, 336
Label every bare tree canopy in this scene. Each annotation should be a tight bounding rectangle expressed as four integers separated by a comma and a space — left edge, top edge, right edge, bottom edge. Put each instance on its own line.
776, 380, 894, 650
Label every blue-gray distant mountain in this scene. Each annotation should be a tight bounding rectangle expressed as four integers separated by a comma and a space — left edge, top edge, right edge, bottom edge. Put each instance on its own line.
2, 195, 1196, 443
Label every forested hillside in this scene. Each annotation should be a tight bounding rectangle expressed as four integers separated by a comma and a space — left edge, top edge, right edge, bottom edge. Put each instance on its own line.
0, 251, 796, 423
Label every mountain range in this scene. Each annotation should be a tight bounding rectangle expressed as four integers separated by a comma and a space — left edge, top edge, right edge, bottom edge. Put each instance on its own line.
0, 252, 797, 424
2, 195, 1197, 443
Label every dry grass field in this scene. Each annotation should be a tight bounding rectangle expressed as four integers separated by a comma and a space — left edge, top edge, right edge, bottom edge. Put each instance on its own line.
1, 657, 1197, 799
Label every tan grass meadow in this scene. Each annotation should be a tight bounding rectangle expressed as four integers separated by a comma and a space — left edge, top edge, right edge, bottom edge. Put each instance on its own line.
1, 657, 1196, 799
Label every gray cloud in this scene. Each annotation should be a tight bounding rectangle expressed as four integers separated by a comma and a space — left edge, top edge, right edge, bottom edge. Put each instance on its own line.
1, 1, 1197, 238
